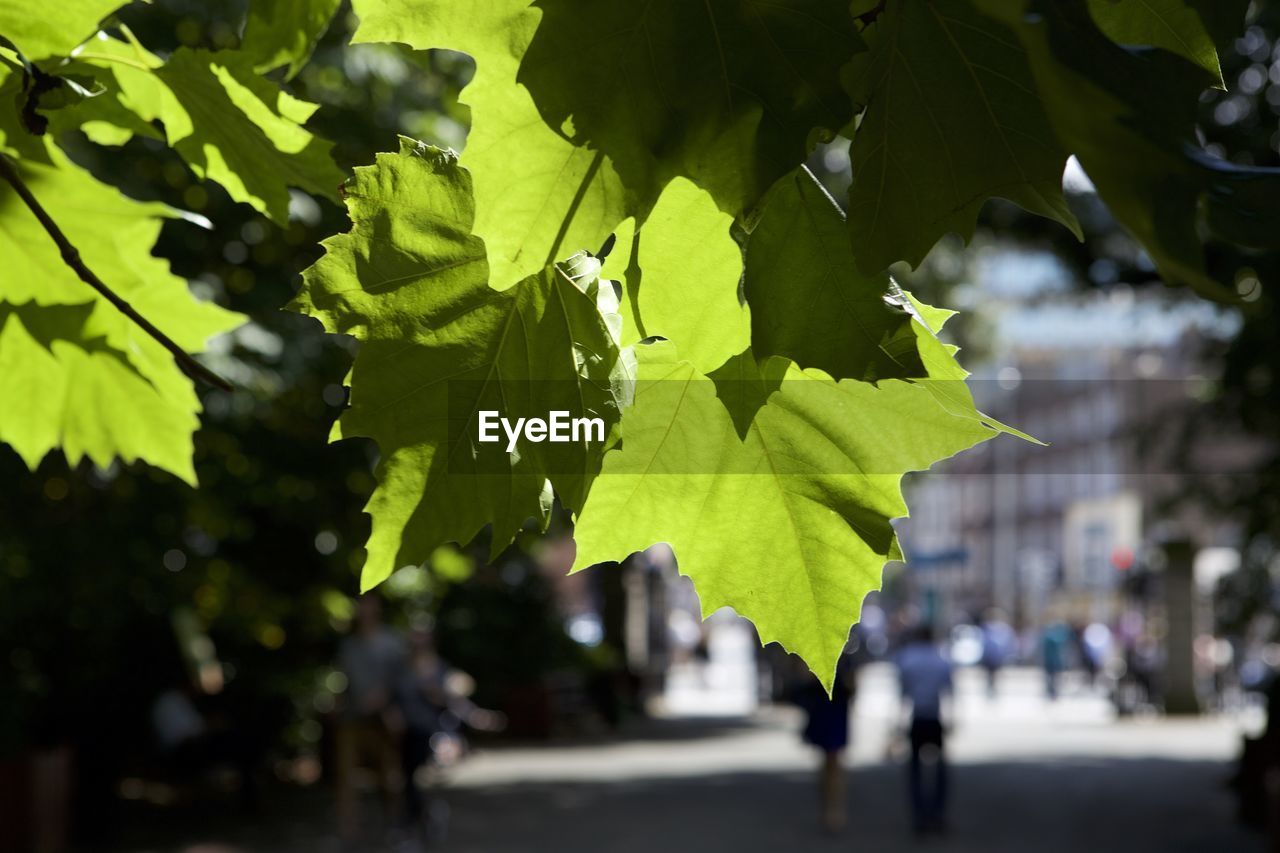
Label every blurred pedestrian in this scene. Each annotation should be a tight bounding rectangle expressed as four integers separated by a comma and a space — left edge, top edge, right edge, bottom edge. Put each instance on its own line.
980, 608, 1015, 697
1042, 621, 1071, 700
793, 651, 857, 833
334, 593, 406, 843
150, 681, 259, 809
396, 625, 504, 841
1080, 622, 1113, 691
897, 623, 953, 836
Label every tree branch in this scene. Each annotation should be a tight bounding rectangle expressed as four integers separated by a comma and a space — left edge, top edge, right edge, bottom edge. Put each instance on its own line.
0, 154, 232, 392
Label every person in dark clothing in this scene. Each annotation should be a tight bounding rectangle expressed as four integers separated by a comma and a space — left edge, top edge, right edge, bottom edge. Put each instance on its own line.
397, 627, 452, 832
150, 684, 260, 810
397, 626, 503, 838
1233, 673, 1280, 840
795, 652, 857, 833
334, 594, 406, 842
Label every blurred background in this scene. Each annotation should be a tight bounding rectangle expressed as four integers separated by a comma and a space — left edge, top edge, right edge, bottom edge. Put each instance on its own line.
3, 1, 1280, 851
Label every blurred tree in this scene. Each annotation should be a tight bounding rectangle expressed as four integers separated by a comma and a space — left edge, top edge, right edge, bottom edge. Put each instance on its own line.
0, 1, 481, 839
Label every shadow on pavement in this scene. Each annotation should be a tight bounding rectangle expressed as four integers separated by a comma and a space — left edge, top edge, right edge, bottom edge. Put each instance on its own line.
109, 754, 1261, 853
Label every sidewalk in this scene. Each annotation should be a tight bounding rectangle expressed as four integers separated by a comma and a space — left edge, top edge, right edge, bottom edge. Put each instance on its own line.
115, 666, 1264, 853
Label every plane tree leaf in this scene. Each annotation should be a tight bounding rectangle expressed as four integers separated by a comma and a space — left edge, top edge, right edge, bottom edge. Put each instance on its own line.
151, 48, 343, 223
573, 342, 998, 690
462, 54, 628, 291
626, 177, 750, 374
31, 35, 167, 146
0, 146, 243, 483
1185, 0, 1251, 57
518, 0, 863, 218
241, 0, 342, 79
983, 0, 1279, 298
844, 0, 1080, 273
1087, 0, 1222, 83
350, 0, 629, 291
744, 167, 924, 382
4, 0, 1271, 687
352, 0, 860, 288
292, 138, 627, 589
71, 44, 344, 223
0, 302, 214, 484
0, 0, 124, 60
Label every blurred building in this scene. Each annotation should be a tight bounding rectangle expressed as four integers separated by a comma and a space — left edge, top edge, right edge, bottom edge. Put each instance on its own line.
897, 267, 1262, 631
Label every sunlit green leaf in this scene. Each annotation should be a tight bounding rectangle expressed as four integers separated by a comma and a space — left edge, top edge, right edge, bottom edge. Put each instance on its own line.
626, 177, 750, 374
0, 303, 208, 483
573, 342, 998, 689
241, 0, 342, 79
75, 44, 345, 222
351, 0, 628, 290
745, 167, 923, 381
293, 139, 626, 589
0, 0, 124, 60
0, 147, 243, 482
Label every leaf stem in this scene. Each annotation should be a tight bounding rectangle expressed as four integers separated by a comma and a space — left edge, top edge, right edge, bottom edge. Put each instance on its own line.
114, 24, 152, 66
0, 154, 233, 392
74, 51, 156, 72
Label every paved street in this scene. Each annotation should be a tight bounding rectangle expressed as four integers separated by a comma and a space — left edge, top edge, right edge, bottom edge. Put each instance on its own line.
119, 664, 1266, 853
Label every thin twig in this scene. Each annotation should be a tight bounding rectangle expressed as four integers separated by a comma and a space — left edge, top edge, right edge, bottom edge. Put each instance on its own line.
0, 154, 233, 392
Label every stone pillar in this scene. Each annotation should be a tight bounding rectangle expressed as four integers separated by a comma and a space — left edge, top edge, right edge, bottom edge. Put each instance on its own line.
1162, 540, 1200, 715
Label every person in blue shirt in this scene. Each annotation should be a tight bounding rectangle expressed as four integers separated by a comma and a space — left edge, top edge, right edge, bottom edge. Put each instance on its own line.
897, 623, 954, 835
980, 609, 1015, 697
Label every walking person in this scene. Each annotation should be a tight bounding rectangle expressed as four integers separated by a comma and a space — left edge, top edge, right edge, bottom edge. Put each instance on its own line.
334, 593, 407, 844
979, 608, 1015, 698
793, 650, 858, 833
396, 625, 504, 842
1042, 621, 1071, 700
896, 623, 954, 836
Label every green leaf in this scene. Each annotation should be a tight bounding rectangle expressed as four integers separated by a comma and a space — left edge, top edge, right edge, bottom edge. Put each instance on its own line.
45, 63, 163, 147
627, 177, 750, 374
0, 64, 54, 160
0, 148, 244, 483
0, 149, 238, 338
0, 0, 124, 60
1185, 0, 1250, 57
77, 45, 345, 223
0, 303, 209, 483
844, 0, 1080, 273
293, 139, 627, 589
241, 0, 342, 79
745, 167, 924, 382
9, 62, 106, 139
464, 61, 628, 291
1087, 0, 1222, 84
352, 0, 860, 287
155, 48, 344, 223
42, 35, 166, 147
518, 0, 862, 217
351, 0, 628, 290
573, 342, 998, 688
983, 0, 1276, 297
